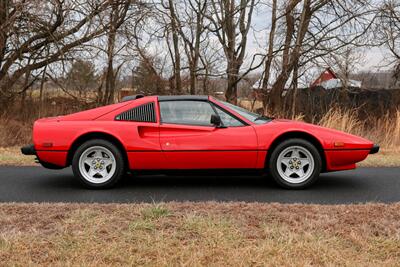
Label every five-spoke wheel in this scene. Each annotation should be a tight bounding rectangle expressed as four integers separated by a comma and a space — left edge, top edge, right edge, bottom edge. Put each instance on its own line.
72, 139, 125, 189
268, 138, 321, 189
79, 146, 116, 184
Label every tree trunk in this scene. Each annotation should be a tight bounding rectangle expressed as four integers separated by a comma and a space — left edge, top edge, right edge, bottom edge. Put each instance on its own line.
97, 76, 104, 105
103, 9, 117, 105
104, 55, 115, 104
168, 0, 182, 94
103, 1, 130, 104
268, 0, 311, 113
189, 66, 196, 95
20, 69, 31, 113
189, 2, 204, 95
225, 63, 239, 104
291, 63, 298, 118
262, 0, 277, 110
0, 0, 10, 68
202, 67, 209, 95
38, 66, 47, 118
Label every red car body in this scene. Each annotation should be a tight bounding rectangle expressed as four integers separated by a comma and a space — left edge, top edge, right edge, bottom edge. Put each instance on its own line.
24, 95, 377, 173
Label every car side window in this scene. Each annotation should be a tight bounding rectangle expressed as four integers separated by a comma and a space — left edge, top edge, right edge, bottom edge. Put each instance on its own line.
160, 101, 215, 126
214, 106, 245, 127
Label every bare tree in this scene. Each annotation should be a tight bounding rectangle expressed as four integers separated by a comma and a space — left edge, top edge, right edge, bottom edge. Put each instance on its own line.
326, 47, 365, 89
198, 38, 225, 94
261, 0, 375, 112
100, 0, 132, 104
0, 0, 116, 106
261, 0, 277, 93
206, 0, 257, 103
377, 0, 400, 86
127, 11, 170, 94
175, 0, 208, 95
155, 0, 184, 94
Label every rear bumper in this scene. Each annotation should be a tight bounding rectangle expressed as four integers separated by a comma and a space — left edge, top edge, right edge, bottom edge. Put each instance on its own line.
370, 144, 380, 154
21, 144, 36, 155
21, 144, 66, 169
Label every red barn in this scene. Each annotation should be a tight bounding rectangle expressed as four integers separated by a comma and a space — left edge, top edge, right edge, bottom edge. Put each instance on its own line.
311, 68, 338, 88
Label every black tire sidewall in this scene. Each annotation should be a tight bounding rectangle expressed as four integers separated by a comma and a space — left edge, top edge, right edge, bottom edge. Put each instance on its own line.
268, 138, 322, 189
72, 139, 125, 189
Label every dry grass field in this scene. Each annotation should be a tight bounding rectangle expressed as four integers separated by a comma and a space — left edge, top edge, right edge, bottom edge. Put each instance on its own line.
0, 147, 36, 166
239, 100, 400, 150
358, 148, 400, 167
0, 202, 399, 266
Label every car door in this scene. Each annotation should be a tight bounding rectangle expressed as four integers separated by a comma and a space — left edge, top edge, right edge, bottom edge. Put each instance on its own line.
158, 99, 258, 169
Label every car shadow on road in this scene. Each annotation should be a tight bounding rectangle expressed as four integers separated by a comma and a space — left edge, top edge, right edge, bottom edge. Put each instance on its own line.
39, 170, 366, 192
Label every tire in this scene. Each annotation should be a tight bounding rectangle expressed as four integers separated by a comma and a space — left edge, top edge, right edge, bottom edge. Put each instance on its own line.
268, 138, 321, 189
72, 139, 125, 189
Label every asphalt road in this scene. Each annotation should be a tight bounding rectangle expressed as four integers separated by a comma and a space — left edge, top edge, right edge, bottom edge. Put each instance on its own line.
0, 166, 399, 204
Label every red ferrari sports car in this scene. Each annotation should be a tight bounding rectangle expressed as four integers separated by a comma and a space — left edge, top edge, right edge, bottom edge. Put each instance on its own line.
22, 95, 379, 189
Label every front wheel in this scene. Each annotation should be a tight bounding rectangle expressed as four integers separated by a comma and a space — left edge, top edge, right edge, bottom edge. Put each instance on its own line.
72, 139, 125, 189
268, 139, 322, 189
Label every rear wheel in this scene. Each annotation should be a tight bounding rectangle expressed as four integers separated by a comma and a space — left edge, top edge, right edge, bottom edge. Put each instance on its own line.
72, 139, 125, 189
268, 139, 321, 189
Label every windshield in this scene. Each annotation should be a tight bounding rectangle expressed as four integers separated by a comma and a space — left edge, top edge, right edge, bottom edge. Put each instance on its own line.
219, 100, 272, 124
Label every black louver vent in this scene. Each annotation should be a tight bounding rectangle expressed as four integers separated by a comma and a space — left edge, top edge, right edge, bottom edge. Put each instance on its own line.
115, 102, 156, 122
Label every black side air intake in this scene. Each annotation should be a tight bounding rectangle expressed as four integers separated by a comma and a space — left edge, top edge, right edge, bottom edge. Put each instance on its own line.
115, 102, 156, 122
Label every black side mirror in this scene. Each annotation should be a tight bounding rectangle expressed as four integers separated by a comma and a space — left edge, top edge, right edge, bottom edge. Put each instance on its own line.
210, 114, 223, 127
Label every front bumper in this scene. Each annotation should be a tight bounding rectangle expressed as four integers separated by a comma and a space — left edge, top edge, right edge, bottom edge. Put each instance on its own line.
370, 144, 380, 154
21, 144, 36, 155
